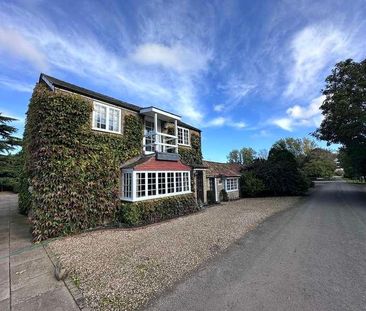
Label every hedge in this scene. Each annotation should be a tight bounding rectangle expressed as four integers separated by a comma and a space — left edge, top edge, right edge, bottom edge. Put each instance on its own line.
20, 84, 143, 241
117, 193, 199, 226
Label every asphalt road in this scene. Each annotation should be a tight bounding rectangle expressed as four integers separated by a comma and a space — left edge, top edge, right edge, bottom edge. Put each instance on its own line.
146, 181, 366, 311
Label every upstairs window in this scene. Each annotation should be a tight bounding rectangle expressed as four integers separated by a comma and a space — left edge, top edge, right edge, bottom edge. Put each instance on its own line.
93, 102, 121, 133
178, 127, 190, 146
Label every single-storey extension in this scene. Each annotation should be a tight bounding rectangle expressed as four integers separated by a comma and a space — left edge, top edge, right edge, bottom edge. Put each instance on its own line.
203, 161, 243, 203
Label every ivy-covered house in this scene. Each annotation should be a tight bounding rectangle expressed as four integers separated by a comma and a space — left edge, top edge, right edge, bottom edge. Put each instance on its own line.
20, 74, 207, 240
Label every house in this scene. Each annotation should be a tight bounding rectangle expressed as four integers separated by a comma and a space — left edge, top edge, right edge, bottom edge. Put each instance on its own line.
38, 74, 208, 204
203, 160, 242, 203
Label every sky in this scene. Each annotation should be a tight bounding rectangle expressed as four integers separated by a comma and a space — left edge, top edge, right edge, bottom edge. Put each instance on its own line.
0, 0, 365, 161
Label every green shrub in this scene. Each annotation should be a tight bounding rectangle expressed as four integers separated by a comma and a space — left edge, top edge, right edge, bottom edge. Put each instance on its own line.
117, 194, 199, 226
239, 171, 266, 197
21, 84, 143, 241
219, 189, 228, 202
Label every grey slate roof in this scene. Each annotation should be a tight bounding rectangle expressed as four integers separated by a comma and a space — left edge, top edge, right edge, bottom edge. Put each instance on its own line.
40, 73, 200, 132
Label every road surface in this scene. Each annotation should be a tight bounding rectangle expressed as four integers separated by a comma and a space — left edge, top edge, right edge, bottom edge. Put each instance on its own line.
146, 181, 366, 311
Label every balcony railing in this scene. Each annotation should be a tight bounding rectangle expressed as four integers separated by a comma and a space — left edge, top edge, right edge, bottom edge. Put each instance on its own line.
144, 131, 178, 153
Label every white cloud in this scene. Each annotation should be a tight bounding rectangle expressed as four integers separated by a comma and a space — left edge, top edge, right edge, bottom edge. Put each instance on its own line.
204, 116, 246, 129
272, 95, 325, 131
0, 2, 213, 123
131, 43, 211, 73
231, 121, 246, 129
284, 24, 356, 98
213, 104, 225, 112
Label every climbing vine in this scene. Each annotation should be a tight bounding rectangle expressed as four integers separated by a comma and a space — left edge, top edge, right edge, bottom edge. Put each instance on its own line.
20, 84, 143, 241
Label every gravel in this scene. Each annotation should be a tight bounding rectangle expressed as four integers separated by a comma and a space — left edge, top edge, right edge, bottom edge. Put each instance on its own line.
49, 197, 301, 311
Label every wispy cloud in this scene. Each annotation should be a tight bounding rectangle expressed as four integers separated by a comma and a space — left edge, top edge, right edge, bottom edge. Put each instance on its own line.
213, 104, 225, 112
284, 24, 360, 99
0, 28, 47, 70
203, 116, 246, 129
272, 95, 325, 131
0, 1, 215, 123
0, 76, 34, 93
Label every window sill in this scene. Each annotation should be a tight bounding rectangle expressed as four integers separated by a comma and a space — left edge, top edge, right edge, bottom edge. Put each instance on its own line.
226, 189, 238, 192
92, 127, 122, 135
121, 190, 192, 202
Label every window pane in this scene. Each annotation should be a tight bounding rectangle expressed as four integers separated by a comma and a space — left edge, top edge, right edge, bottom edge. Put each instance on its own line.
176, 172, 182, 192
145, 120, 155, 152
183, 172, 189, 191
158, 172, 166, 194
94, 104, 106, 129
109, 108, 120, 132
168, 172, 175, 193
178, 128, 183, 144
183, 129, 189, 145
148, 172, 156, 196
123, 172, 132, 198
137, 173, 146, 197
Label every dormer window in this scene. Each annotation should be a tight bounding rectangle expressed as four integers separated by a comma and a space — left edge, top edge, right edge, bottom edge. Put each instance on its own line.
93, 101, 121, 134
178, 127, 190, 146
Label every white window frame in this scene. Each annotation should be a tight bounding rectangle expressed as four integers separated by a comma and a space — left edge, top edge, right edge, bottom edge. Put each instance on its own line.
225, 178, 238, 192
121, 170, 191, 202
177, 126, 190, 146
92, 101, 122, 134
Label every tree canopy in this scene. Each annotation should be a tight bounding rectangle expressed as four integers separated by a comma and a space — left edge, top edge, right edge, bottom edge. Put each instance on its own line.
314, 59, 366, 178
0, 113, 22, 153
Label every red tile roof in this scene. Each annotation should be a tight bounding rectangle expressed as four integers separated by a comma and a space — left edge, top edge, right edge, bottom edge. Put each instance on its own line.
203, 160, 242, 177
122, 155, 191, 171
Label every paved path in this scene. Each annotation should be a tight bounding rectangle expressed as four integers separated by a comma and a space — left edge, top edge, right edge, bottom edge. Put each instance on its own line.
147, 181, 366, 311
0, 193, 79, 311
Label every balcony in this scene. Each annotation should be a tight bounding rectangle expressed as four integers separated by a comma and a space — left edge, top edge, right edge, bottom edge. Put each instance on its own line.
140, 106, 181, 155
144, 131, 178, 153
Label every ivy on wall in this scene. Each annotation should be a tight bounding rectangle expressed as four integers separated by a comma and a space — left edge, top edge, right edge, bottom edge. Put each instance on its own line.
179, 133, 203, 166
19, 84, 143, 241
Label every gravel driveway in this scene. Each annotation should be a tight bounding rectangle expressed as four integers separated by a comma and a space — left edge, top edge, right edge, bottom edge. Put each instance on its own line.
49, 197, 301, 310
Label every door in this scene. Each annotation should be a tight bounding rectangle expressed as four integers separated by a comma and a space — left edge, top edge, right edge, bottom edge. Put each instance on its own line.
207, 177, 216, 204
195, 171, 204, 203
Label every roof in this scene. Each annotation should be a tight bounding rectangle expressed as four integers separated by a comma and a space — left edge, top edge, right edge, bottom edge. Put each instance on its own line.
39, 73, 201, 132
203, 160, 242, 177
121, 154, 191, 171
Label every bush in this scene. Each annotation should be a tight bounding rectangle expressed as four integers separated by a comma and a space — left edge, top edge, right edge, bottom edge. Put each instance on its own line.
117, 194, 199, 226
219, 189, 229, 202
240, 171, 266, 197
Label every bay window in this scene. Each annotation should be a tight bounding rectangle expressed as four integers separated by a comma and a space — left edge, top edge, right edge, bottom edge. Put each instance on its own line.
122, 170, 191, 201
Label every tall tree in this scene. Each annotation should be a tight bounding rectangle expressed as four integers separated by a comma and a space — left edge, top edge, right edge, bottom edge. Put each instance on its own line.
314, 59, 366, 177
240, 147, 256, 165
227, 149, 241, 163
0, 113, 22, 153
314, 59, 366, 146
272, 137, 317, 158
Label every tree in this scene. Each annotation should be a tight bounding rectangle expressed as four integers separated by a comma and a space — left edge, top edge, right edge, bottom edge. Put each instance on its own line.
302, 148, 337, 179
0, 113, 22, 153
272, 137, 317, 159
0, 152, 22, 192
227, 149, 241, 163
240, 147, 256, 165
314, 59, 366, 146
257, 149, 268, 159
314, 59, 366, 177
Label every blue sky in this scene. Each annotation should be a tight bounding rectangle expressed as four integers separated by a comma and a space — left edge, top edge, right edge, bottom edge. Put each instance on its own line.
0, 0, 365, 161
